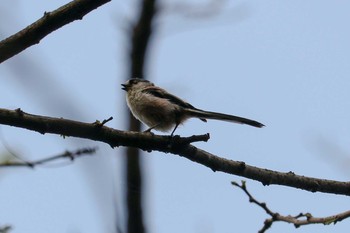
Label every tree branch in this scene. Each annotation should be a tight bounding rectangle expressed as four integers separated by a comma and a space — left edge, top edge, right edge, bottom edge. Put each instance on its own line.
127, 0, 157, 232
0, 0, 111, 63
0, 147, 97, 168
0, 225, 11, 233
130, 0, 157, 78
0, 108, 350, 196
232, 181, 350, 232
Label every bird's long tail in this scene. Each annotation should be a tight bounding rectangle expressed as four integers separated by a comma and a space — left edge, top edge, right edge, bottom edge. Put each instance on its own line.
185, 108, 265, 128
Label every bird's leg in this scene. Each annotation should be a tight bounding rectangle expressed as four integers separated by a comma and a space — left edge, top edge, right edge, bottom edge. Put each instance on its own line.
144, 123, 160, 133
170, 123, 180, 137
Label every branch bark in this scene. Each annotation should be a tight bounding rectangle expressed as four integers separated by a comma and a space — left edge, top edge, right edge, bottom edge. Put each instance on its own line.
1, 108, 350, 196
0, 0, 110, 63
232, 181, 350, 232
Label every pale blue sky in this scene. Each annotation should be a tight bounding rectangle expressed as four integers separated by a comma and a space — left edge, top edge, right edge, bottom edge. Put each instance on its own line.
1, 1, 350, 233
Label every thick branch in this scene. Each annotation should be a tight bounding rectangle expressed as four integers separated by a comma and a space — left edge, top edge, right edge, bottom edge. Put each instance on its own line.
130, 0, 157, 78
0, 108, 350, 196
127, 0, 156, 231
0, 0, 111, 63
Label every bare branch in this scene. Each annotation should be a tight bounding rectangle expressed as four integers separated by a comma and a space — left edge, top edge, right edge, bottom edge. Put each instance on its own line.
0, 225, 11, 233
0, 108, 350, 196
232, 181, 350, 232
0, 0, 111, 63
0, 147, 97, 168
126, 0, 157, 232
130, 0, 157, 78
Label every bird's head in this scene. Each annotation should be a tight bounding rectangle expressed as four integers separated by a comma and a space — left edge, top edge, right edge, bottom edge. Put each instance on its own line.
121, 78, 153, 91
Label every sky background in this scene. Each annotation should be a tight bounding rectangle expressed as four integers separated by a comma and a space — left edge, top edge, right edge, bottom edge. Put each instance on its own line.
1, 0, 350, 233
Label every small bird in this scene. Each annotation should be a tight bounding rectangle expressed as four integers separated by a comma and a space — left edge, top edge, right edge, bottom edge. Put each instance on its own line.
122, 79, 264, 136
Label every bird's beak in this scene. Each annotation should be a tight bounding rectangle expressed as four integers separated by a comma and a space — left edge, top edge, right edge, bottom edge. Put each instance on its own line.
121, 84, 129, 91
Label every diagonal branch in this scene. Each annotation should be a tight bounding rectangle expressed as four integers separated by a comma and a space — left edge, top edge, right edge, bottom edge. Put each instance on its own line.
232, 181, 350, 232
0, 0, 111, 63
0, 108, 350, 196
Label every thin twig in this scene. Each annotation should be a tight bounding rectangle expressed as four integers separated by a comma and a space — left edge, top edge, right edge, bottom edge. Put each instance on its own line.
232, 181, 350, 233
93, 116, 113, 127
0, 147, 97, 168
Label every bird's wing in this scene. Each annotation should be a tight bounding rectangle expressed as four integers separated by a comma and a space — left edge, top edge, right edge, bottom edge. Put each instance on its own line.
142, 86, 207, 122
142, 86, 195, 109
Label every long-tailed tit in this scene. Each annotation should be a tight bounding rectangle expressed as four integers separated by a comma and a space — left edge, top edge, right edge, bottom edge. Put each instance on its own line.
122, 79, 264, 135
